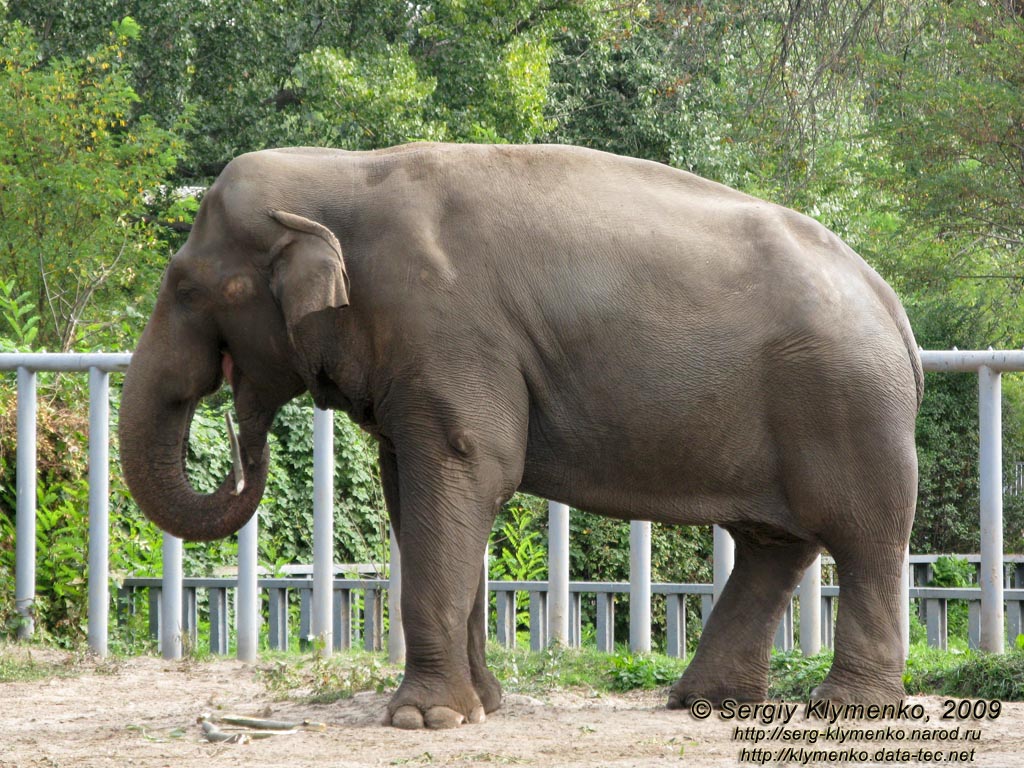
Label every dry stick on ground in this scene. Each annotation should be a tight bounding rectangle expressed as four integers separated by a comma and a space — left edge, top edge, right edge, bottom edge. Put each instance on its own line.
216, 714, 326, 732
197, 713, 326, 743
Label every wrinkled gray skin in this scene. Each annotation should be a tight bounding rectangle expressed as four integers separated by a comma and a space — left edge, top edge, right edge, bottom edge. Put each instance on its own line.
119, 143, 922, 729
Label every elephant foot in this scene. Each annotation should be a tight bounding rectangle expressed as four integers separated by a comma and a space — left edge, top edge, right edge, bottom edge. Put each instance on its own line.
390, 704, 486, 730
384, 677, 486, 730
472, 666, 503, 714
667, 667, 767, 709
811, 666, 905, 705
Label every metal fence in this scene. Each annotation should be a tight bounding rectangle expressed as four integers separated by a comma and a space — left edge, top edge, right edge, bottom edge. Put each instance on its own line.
113, 556, 1024, 658
3, 350, 1024, 661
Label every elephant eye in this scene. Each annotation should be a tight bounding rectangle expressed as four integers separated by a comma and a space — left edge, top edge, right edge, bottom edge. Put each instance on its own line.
175, 282, 202, 306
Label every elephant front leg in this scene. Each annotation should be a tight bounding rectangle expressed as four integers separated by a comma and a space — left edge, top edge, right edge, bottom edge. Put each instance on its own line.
380, 446, 504, 726
384, 450, 514, 730
469, 562, 502, 713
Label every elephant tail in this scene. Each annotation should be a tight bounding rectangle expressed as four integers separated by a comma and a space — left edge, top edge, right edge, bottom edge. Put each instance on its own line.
895, 306, 924, 412
856, 252, 921, 411
868, 265, 924, 412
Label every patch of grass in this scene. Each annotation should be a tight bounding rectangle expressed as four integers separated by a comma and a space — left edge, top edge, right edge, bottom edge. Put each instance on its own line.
257, 649, 402, 704
607, 652, 687, 691
488, 643, 580, 695
486, 643, 689, 695
487, 643, 615, 695
0, 643, 85, 682
769, 649, 833, 699
769, 643, 1024, 702
904, 645, 1024, 700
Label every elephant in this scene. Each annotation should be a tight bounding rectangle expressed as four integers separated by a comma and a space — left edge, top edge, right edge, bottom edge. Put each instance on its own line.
119, 142, 922, 729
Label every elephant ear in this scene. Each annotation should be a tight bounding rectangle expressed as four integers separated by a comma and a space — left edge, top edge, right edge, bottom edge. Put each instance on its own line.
268, 210, 350, 340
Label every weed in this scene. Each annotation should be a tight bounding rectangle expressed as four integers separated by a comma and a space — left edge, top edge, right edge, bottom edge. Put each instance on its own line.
0, 643, 83, 683
769, 649, 833, 699
608, 652, 685, 691
257, 650, 402, 704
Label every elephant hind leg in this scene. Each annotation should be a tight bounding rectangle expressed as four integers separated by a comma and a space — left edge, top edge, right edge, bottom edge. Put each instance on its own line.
813, 536, 908, 703
668, 528, 821, 707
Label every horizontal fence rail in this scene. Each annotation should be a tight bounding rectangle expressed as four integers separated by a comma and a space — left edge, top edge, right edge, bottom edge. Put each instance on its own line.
113, 568, 1024, 658
3, 350, 1024, 660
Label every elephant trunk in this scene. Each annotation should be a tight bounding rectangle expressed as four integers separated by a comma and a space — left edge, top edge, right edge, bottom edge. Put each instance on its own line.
118, 353, 272, 542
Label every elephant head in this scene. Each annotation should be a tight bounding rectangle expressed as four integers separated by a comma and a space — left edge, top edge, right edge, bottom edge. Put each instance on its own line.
119, 171, 350, 541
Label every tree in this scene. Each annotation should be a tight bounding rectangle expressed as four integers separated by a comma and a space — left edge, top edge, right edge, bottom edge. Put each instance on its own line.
866, 0, 1024, 346
0, 15, 182, 350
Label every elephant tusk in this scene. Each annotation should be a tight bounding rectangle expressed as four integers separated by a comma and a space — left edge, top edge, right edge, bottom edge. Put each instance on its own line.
225, 411, 246, 496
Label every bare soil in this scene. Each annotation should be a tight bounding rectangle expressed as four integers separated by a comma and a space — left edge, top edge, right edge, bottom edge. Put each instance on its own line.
1, 647, 1021, 767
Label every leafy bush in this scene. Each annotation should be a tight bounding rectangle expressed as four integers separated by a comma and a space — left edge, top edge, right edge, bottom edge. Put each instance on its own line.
489, 496, 548, 631
0, 280, 39, 352
608, 652, 685, 691
930, 555, 975, 589
926, 555, 977, 647
903, 645, 1024, 701
0, 14, 182, 351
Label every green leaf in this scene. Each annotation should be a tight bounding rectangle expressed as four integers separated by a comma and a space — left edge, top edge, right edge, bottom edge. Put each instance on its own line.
113, 16, 141, 41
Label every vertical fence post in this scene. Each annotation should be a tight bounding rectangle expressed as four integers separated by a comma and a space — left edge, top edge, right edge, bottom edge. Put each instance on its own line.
312, 407, 334, 656
548, 501, 570, 646
799, 555, 821, 657
901, 546, 911, 658
713, 525, 734, 605
15, 367, 37, 639
629, 520, 651, 653
481, 547, 489, 642
978, 365, 1004, 653
236, 513, 259, 662
160, 533, 183, 659
388, 527, 404, 663
87, 367, 110, 656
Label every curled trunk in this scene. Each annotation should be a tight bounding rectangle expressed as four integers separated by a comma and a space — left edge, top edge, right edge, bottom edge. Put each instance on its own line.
119, 364, 272, 542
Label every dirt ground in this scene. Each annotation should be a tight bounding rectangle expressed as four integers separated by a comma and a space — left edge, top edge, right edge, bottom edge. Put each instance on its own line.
1, 648, 1022, 768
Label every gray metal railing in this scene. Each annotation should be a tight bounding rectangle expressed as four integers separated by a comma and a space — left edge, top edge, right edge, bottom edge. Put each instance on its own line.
113, 568, 1024, 656
4, 350, 1024, 661
118, 576, 389, 654
2, 353, 132, 652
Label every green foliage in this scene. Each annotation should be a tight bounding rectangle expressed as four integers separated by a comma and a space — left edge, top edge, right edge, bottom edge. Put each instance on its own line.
769, 645, 1024, 702
929, 556, 976, 589
487, 642, 616, 695
0, 279, 40, 352
490, 496, 548, 583
768, 650, 833, 700
903, 645, 1024, 701
258, 650, 401, 704
927, 556, 977, 643
547, 4, 690, 162
267, 397, 387, 569
490, 495, 548, 631
608, 652, 685, 691
284, 45, 445, 150
0, 13, 183, 350
569, 511, 711, 649
175, 394, 387, 576
868, 2, 1024, 295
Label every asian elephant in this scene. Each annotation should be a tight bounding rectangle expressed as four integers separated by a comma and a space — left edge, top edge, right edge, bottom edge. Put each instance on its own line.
119, 142, 922, 729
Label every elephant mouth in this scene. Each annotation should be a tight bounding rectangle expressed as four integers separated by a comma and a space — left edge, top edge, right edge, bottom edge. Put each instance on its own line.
222, 350, 240, 393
